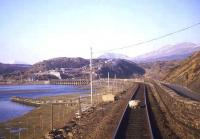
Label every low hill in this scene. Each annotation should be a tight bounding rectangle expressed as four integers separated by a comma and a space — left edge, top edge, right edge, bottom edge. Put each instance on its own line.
96, 59, 145, 78
28, 58, 145, 79
2, 57, 145, 80
29, 57, 89, 73
164, 51, 200, 93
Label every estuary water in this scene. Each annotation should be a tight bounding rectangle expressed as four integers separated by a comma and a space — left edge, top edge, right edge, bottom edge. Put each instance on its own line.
0, 85, 88, 122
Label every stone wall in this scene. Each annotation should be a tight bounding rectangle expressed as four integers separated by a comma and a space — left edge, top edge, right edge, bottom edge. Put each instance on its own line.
149, 81, 200, 138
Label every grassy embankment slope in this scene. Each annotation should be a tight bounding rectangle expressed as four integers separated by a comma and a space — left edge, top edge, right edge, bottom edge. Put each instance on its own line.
164, 51, 200, 93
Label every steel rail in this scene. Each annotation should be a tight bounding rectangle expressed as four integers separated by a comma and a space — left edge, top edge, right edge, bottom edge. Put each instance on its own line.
144, 85, 155, 139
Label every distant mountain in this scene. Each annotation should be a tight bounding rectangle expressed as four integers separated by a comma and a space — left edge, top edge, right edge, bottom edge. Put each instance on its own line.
0, 63, 31, 75
164, 50, 200, 93
133, 42, 200, 62
98, 53, 131, 60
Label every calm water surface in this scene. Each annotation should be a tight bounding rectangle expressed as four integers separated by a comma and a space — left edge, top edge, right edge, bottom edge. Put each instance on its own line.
0, 85, 88, 122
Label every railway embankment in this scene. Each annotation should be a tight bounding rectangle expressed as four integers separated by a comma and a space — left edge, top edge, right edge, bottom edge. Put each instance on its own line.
149, 81, 200, 138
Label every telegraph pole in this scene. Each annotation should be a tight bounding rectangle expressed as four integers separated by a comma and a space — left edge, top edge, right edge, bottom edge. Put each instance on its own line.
90, 47, 93, 105
51, 104, 53, 130
108, 72, 110, 89
115, 74, 117, 90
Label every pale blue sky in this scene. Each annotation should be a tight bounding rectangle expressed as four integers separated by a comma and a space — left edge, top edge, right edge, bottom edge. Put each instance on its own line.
0, 0, 200, 64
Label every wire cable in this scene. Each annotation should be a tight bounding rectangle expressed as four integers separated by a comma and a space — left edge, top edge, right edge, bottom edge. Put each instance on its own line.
94, 22, 200, 54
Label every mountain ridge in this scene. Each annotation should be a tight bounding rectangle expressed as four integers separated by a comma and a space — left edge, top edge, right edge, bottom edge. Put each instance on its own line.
132, 42, 200, 62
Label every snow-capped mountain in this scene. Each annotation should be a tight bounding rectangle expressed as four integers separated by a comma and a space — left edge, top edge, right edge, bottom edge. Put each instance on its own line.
133, 42, 200, 62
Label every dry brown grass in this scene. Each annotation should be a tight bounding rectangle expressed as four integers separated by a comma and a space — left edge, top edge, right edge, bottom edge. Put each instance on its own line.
71, 83, 136, 139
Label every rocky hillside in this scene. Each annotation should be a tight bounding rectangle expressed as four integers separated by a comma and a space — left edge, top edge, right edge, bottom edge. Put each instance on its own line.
164, 51, 200, 93
140, 61, 180, 80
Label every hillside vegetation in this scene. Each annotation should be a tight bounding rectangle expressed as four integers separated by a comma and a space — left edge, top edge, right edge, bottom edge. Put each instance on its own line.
164, 51, 200, 93
29, 57, 89, 73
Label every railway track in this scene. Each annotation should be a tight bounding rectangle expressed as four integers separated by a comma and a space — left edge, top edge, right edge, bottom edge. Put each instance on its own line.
113, 83, 157, 139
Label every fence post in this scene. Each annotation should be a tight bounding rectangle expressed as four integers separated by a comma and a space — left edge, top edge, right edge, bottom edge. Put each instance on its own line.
78, 97, 82, 115
51, 104, 53, 130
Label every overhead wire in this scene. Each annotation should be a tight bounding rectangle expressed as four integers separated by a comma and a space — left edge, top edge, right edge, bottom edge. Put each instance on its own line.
93, 22, 200, 54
